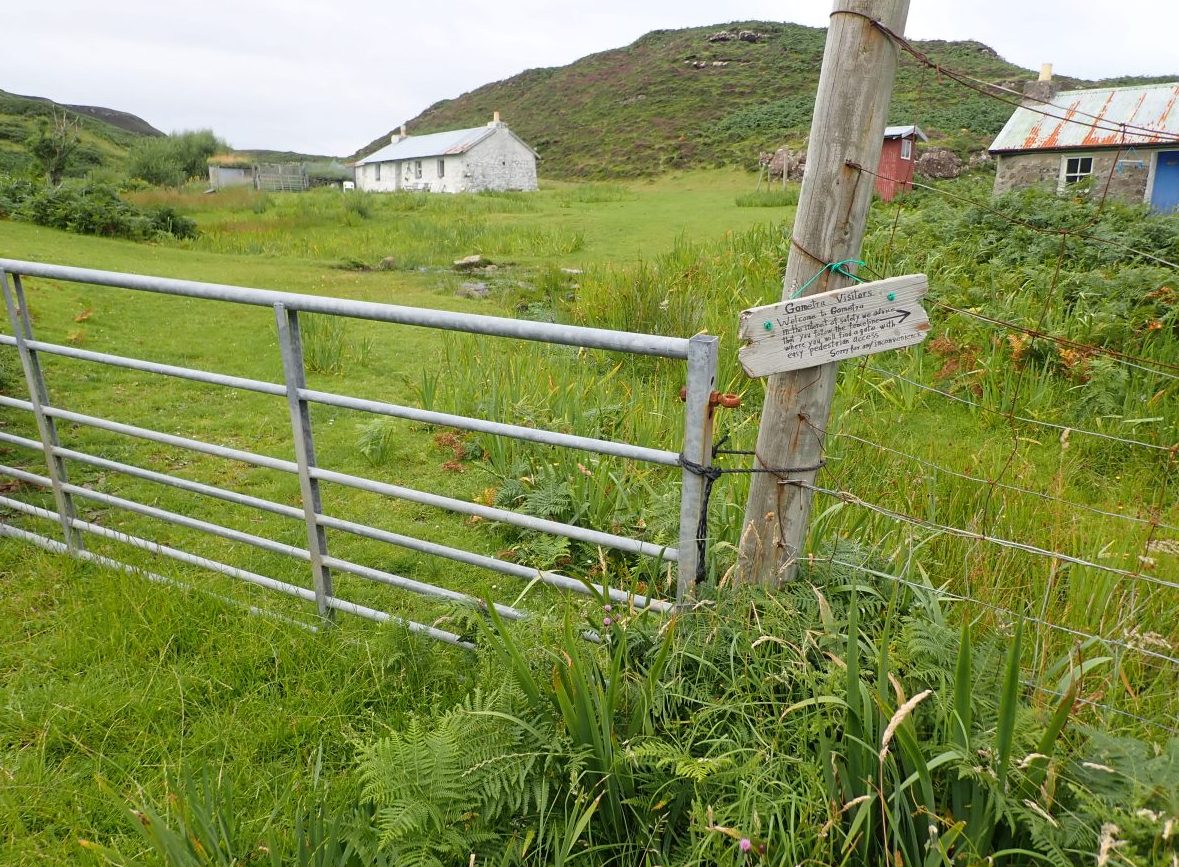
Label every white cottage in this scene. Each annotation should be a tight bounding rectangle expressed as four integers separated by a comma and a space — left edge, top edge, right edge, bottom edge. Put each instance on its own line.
353, 113, 538, 194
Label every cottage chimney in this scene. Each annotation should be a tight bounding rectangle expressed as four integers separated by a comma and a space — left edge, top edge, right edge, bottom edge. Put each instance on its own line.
488, 111, 502, 127
1023, 63, 1058, 103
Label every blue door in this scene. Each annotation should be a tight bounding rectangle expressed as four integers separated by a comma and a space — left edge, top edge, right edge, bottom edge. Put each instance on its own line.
1152, 150, 1179, 213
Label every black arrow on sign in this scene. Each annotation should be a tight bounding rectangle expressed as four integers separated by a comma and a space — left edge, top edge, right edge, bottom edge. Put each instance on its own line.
875, 308, 913, 327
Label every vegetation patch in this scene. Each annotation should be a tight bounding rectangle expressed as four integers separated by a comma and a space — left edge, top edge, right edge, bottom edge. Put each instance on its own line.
0, 170, 1174, 865
734, 186, 800, 207
0, 176, 197, 240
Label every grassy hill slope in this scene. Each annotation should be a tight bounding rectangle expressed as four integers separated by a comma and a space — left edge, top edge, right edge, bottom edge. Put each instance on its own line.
0, 89, 162, 177
353, 21, 1176, 178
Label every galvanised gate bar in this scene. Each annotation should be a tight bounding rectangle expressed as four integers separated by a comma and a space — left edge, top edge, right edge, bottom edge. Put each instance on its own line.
0, 259, 718, 646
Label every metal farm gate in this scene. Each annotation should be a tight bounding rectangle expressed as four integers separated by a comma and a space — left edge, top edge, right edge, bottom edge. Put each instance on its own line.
0, 259, 718, 645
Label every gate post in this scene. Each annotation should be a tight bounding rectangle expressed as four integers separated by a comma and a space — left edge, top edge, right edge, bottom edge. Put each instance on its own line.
1, 270, 84, 550
275, 304, 334, 621
675, 333, 719, 602
738, 0, 911, 585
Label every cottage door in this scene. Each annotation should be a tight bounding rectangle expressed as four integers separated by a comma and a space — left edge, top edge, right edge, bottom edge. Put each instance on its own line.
1151, 151, 1179, 213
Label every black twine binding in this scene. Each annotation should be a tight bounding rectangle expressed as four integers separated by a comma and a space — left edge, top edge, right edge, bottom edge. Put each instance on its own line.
679, 434, 826, 584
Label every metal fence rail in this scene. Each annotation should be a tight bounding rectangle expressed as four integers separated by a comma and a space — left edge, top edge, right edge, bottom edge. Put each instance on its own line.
0, 259, 718, 639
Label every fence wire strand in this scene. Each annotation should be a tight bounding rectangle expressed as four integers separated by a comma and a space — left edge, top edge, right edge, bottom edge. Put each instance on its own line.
820, 557, 1179, 670
797, 480, 1179, 592
828, 431, 1178, 534
849, 10, 1179, 147
863, 365, 1175, 453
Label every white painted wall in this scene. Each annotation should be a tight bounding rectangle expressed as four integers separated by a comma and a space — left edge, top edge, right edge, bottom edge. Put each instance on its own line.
354, 126, 537, 194
357, 160, 401, 193
463, 127, 539, 192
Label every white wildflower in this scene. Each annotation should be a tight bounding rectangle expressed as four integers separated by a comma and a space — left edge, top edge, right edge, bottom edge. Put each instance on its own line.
1023, 799, 1059, 828
1018, 752, 1049, 769
1097, 823, 1121, 867
879, 690, 933, 761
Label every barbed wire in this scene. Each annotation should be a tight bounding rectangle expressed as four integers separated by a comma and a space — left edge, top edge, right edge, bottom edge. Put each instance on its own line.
928, 301, 1179, 378
795, 480, 1179, 592
862, 364, 1176, 453
820, 557, 1179, 669
842, 10, 1179, 147
1026, 683, 1179, 738
847, 162, 1179, 272
818, 557, 1179, 736
827, 431, 1178, 534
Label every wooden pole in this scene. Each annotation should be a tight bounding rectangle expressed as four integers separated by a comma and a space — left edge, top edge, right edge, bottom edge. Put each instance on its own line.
737, 0, 910, 585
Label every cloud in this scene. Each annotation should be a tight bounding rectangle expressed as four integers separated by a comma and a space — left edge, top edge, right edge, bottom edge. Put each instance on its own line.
6, 0, 1176, 156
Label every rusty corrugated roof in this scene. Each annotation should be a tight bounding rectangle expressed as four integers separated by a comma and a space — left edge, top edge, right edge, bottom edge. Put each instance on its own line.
989, 82, 1179, 153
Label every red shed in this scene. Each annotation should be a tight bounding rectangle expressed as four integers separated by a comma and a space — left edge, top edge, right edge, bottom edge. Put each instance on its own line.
875, 125, 927, 201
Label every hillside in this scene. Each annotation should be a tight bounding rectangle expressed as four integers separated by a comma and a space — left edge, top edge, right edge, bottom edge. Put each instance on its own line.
0, 89, 162, 177
61, 102, 164, 138
353, 21, 1176, 178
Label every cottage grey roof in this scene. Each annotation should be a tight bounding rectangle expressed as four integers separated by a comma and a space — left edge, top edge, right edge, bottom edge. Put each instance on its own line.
355, 127, 496, 164
355, 124, 540, 164
883, 125, 927, 141
989, 82, 1179, 153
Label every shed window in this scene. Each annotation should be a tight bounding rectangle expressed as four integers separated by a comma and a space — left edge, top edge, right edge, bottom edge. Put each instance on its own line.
899, 138, 913, 160
1062, 155, 1093, 185
374, 162, 381, 181
414, 160, 423, 179
437, 159, 445, 178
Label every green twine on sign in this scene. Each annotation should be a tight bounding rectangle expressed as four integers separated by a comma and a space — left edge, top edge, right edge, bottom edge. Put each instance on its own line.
790, 258, 866, 299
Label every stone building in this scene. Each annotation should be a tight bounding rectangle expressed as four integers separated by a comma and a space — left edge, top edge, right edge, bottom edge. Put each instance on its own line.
989, 71, 1179, 212
353, 113, 538, 194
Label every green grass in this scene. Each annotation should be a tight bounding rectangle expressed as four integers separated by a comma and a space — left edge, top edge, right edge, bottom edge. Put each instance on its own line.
1, 171, 1176, 864
734, 185, 800, 207
0, 552, 469, 864
0, 88, 155, 179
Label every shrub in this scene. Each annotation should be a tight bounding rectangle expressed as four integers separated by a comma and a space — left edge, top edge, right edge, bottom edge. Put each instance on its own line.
126, 137, 185, 187
0, 175, 200, 240
146, 205, 198, 240
342, 556, 1176, 866
128, 129, 227, 187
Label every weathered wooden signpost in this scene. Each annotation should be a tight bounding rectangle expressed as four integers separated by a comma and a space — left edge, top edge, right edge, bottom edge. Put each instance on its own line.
737, 0, 912, 586
737, 275, 929, 378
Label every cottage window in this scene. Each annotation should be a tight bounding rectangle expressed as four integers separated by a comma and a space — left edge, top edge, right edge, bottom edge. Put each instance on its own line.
1062, 155, 1093, 185
438, 159, 445, 177
374, 162, 381, 182
414, 160, 423, 179
899, 138, 913, 161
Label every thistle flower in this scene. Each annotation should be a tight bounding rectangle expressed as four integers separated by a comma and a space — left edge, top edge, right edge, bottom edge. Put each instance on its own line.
739, 838, 752, 852
603, 616, 613, 627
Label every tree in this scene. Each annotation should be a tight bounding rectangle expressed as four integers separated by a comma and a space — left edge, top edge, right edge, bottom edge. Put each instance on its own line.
28, 110, 81, 185
127, 129, 228, 188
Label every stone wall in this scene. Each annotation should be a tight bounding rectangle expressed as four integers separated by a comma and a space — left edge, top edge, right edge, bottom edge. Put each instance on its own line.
464, 127, 538, 192
993, 149, 1152, 203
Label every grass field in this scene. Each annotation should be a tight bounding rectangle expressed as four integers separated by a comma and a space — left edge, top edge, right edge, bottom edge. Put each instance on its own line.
1, 170, 1177, 864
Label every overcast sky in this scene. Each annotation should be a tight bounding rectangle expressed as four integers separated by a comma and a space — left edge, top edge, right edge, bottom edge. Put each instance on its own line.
7, 1, 1176, 157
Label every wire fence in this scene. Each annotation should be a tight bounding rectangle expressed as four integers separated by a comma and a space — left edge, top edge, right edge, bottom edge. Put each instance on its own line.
0, 30, 1176, 738
736, 27, 1179, 736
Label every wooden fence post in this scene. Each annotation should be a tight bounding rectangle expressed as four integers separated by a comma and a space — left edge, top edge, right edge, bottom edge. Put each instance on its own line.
738, 0, 911, 585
